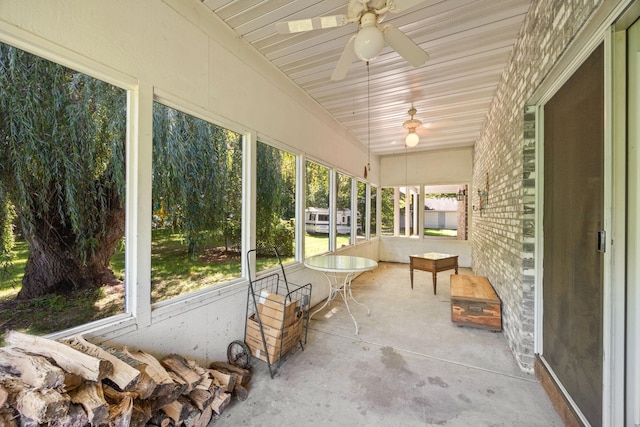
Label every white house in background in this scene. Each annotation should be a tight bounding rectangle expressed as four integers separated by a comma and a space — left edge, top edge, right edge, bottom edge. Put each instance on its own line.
424, 197, 458, 230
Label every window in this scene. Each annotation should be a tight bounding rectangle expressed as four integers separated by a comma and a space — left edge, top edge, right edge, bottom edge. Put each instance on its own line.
370, 185, 377, 238
151, 102, 242, 303
255, 141, 296, 272
305, 161, 330, 256
423, 185, 459, 237
356, 181, 367, 241
336, 172, 353, 248
0, 42, 127, 334
381, 187, 395, 236
381, 186, 416, 236
381, 184, 465, 239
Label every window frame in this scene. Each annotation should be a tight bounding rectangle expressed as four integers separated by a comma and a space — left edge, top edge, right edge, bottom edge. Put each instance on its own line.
380, 184, 467, 240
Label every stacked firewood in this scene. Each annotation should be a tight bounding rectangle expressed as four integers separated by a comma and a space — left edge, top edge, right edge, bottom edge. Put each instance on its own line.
0, 330, 251, 426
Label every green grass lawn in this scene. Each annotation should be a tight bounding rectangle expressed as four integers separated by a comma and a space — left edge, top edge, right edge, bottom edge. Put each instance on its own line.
425, 228, 458, 237
0, 232, 362, 338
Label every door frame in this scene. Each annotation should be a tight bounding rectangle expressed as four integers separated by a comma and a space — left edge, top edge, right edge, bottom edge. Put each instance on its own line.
616, 3, 640, 425
530, 1, 637, 425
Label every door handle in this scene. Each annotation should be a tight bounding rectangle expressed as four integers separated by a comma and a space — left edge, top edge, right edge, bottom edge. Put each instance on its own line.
597, 230, 606, 253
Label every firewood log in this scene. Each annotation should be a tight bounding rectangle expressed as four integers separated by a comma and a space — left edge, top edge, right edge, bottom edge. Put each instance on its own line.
63, 372, 83, 392
185, 358, 207, 377
232, 383, 249, 401
0, 374, 26, 407
100, 345, 157, 399
195, 376, 212, 391
50, 402, 89, 427
4, 330, 112, 382
0, 384, 8, 407
0, 406, 18, 427
160, 354, 201, 392
208, 369, 235, 393
0, 347, 65, 389
180, 399, 201, 427
107, 393, 133, 427
210, 392, 231, 415
192, 405, 213, 427
149, 371, 187, 411
60, 336, 140, 392
121, 348, 175, 398
16, 388, 70, 424
159, 400, 183, 424
148, 411, 174, 427
130, 399, 152, 427
68, 381, 109, 426
187, 388, 213, 411
18, 415, 38, 427
209, 361, 251, 385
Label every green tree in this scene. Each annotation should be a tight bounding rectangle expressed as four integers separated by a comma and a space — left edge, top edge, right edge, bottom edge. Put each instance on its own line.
305, 161, 329, 208
381, 187, 395, 233
261, 144, 296, 256
0, 196, 15, 279
336, 173, 352, 211
151, 103, 242, 256
0, 44, 127, 299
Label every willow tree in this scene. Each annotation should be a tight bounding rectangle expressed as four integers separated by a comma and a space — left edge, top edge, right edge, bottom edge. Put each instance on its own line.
0, 196, 15, 280
0, 44, 127, 299
151, 103, 243, 257
305, 161, 330, 209
256, 142, 295, 255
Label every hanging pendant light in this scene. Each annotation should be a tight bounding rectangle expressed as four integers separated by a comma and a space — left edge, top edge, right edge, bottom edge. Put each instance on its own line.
403, 106, 422, 147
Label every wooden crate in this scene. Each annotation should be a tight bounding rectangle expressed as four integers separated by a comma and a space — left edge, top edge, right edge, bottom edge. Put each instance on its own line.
450, 275, 502, 332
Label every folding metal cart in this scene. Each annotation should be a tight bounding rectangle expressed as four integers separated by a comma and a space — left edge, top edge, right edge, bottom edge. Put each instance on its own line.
243, 247, 312, 378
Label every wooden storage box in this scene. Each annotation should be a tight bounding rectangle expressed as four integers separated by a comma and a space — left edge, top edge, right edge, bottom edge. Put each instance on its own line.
450, 275, 502, 332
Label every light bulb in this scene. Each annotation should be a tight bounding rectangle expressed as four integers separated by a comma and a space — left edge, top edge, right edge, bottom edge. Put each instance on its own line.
353, 26, 384, 61
405, 131, 419, 147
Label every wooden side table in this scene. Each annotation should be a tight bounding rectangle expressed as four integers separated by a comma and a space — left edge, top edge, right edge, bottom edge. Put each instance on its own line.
409, 253, 458, 294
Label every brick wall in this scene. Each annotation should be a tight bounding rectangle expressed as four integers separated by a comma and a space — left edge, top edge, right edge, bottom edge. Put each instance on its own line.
471, 0, 601, 371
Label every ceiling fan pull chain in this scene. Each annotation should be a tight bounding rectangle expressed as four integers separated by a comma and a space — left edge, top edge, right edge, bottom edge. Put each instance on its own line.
367, 61, 371, 172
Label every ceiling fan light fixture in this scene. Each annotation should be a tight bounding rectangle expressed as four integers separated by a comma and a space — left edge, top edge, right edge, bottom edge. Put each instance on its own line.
354, 25, 384, 61
402, 106, 422, 147
405, 131, 419, 147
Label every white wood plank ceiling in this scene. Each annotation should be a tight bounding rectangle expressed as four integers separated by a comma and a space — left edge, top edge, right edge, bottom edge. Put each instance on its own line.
199, 0, 532, 155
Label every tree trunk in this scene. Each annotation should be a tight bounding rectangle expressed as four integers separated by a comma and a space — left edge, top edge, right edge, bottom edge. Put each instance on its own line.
17, 199, 124, 299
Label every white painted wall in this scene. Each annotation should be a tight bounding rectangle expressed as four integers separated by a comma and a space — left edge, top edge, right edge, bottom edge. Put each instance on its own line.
380, 147, 473, 186
379, 147, 473, 267
379, 237, 471, 267
0, 0, 380, 364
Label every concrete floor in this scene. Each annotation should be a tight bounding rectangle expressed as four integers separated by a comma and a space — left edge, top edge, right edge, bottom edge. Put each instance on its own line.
213, 262, 562, 427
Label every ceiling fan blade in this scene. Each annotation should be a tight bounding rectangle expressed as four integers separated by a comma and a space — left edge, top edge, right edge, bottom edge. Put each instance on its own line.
275, 14, 349, 34
382, 24, 429, 67
388, 0, 428, 13
331, 35, 357, 81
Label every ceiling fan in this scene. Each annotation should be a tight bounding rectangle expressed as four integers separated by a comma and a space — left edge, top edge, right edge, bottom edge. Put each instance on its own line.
275, 0, 430, 81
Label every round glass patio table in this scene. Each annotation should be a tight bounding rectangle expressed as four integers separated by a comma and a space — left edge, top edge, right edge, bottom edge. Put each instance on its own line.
304, 255, 378, 335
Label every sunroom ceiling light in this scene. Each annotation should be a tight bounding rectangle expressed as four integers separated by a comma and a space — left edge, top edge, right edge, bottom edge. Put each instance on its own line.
405, 131, 419, 147
403, 107, 422, 147
353, 12, 384, 61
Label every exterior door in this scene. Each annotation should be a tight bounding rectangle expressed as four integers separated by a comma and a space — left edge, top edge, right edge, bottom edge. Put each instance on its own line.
542, 43, 605, 426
